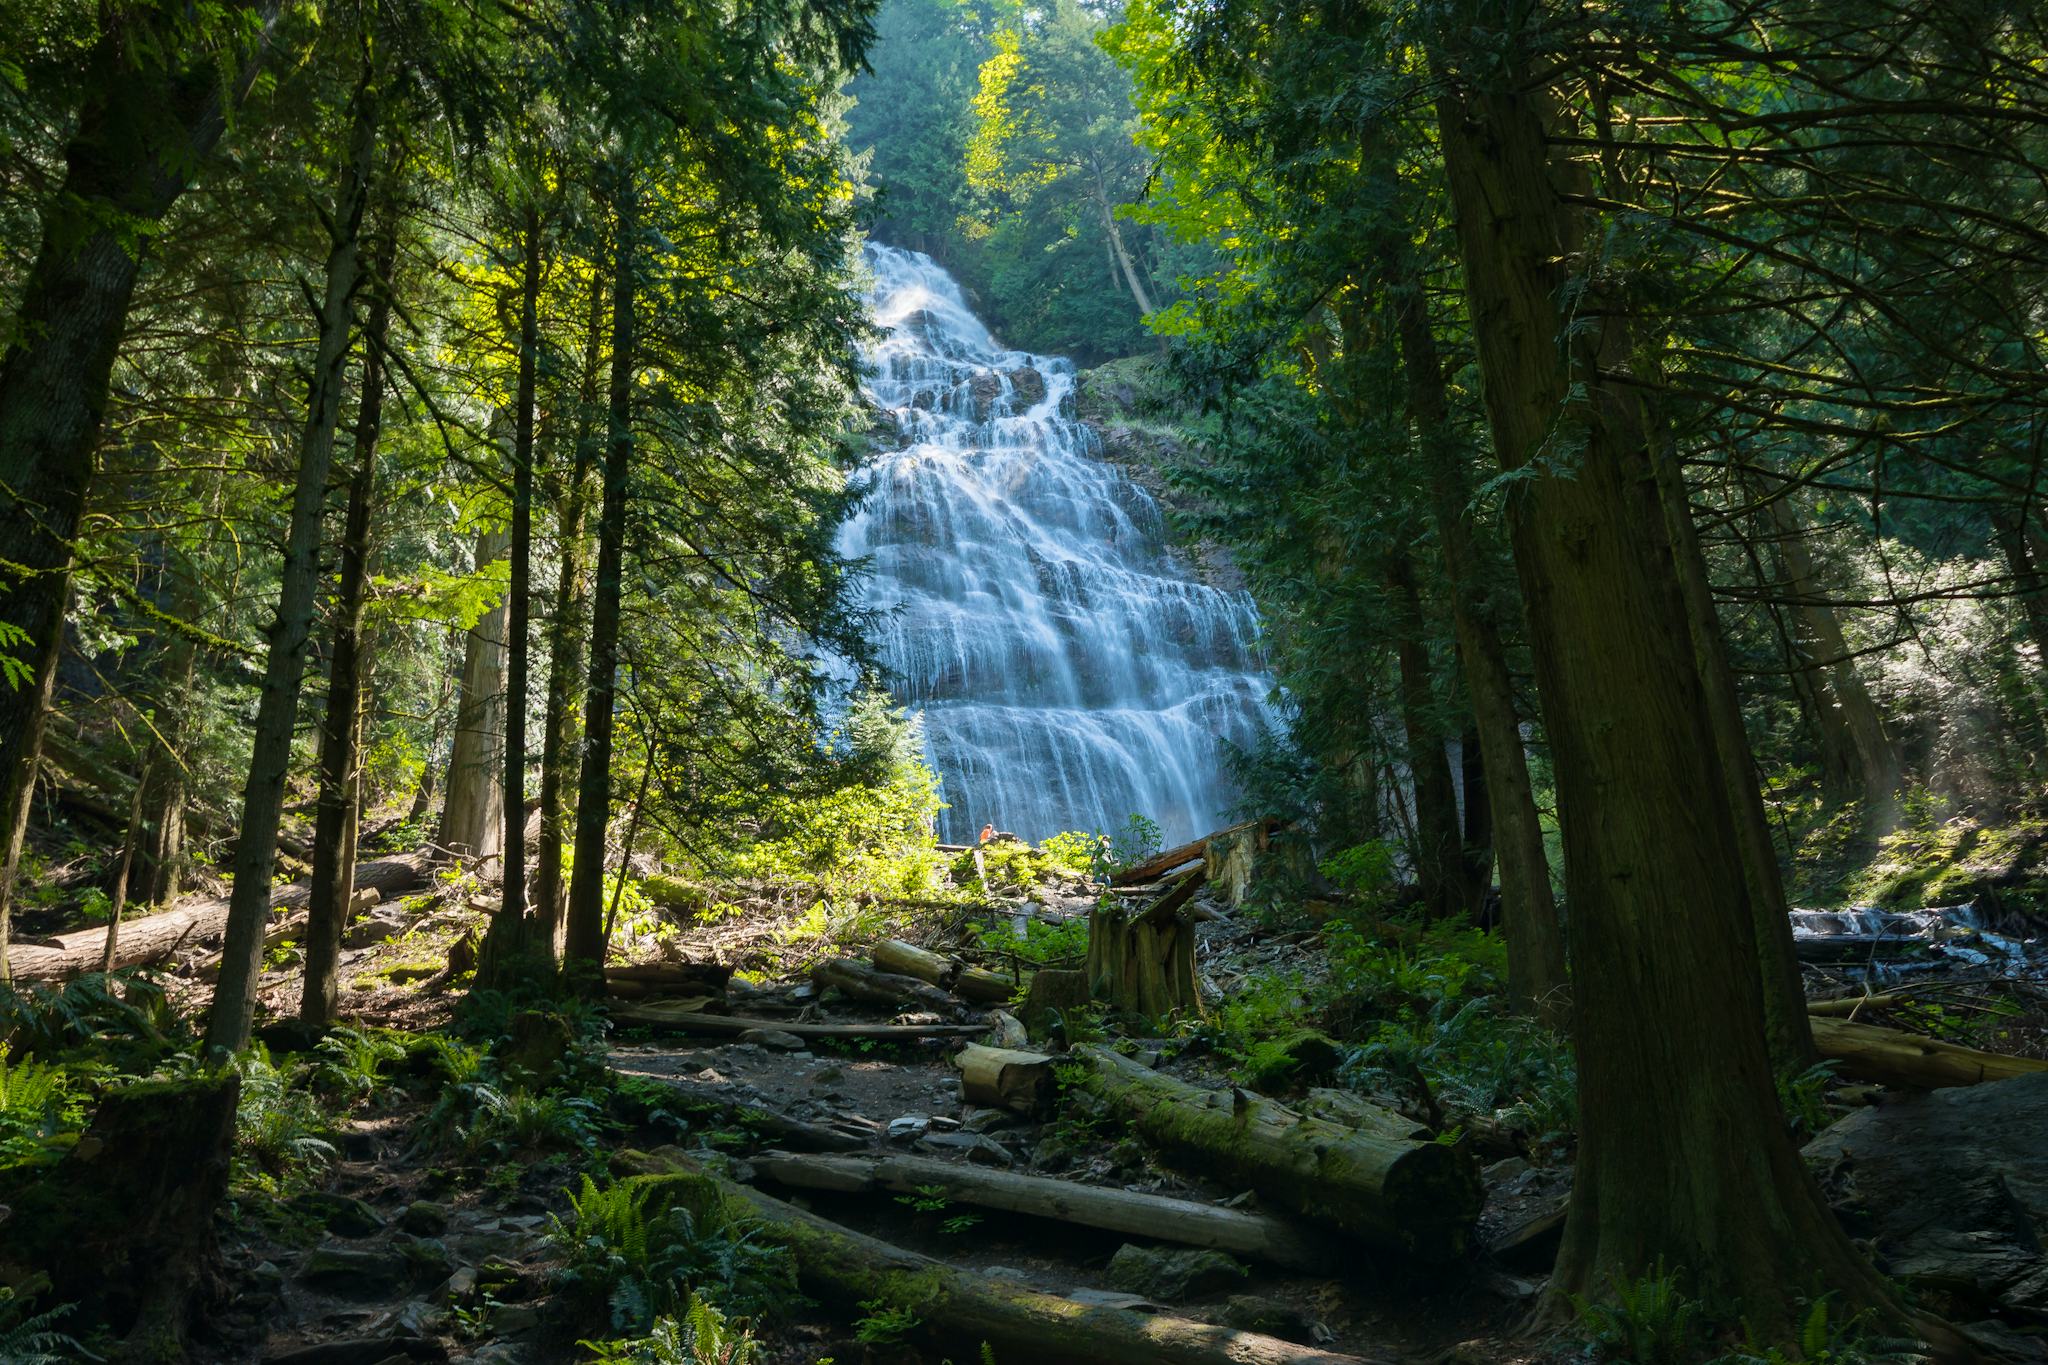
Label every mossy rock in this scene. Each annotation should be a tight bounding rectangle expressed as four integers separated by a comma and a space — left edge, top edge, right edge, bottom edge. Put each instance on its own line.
642, 874, 711, 920
289, 1190, 386, 1238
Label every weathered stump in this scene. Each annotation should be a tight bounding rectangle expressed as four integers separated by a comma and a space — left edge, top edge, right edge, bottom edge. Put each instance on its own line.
0, 1072, 240, 1360
1085, 869, 1205, 1023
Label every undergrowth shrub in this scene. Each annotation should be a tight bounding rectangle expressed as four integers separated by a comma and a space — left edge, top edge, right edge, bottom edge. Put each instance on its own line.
0, 1046, 83, 1168
228, 1049, 337, 1193
552, 1175, 797, 1333
580, 1295, 760, 1364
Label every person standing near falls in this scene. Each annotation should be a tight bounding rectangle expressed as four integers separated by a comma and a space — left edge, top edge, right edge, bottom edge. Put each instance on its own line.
974, 821, 995, 887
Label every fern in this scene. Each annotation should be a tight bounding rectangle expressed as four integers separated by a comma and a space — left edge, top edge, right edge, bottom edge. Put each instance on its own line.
0, 1287, 90, 1365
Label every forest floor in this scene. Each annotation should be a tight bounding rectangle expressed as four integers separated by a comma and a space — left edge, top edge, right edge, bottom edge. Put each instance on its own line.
6, 822, 2048, 1364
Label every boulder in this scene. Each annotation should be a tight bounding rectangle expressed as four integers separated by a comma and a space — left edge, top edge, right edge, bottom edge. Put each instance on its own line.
1804, 1071, 2048, 1317
1006, 366, 1047, 407
399, 1200, 450, 1235
291, 1191, 387, 1238
1104, 1244, 1248, 1302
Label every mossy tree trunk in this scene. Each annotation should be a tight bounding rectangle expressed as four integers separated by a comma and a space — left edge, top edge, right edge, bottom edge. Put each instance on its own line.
1427, 29, 1925, 1335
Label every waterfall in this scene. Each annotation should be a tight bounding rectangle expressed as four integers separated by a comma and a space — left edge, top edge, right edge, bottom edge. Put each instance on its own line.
839, 244, 1273, 845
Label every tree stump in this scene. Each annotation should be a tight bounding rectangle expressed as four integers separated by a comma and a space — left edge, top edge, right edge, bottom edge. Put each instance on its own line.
1085, 869, 1205, 1024
0, 1072, 240, 1359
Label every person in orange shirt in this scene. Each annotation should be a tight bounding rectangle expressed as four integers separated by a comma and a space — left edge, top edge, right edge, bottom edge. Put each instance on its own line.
977, 822, 996, 844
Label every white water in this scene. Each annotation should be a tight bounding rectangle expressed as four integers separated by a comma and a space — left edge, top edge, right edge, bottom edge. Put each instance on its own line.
840, 245, 1273, 845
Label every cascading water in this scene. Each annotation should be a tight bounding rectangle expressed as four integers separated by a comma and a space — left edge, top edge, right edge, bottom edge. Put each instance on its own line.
839, 244, 1273, 846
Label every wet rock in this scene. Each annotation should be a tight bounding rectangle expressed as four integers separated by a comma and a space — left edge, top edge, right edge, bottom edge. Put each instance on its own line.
1223, 1294, 1316, 1342
737, 1028, 806, 1051
399, 1200, 450, 1235
887, 1115, 930, 1141
1006, 366, 1047, 407
1104, 1245, 1248, 1302
292, 1191, 386, 1238
1805, 1070, 2048, 1317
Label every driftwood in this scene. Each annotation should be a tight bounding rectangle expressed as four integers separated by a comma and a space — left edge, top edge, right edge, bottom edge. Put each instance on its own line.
638, 1154, 1376, 1365
1075, 1044, 1480, 1262
1809, 1016, 2048, 1090
956, 1043, 1055, 1114
750, 1150, 1340, 1273
812, 955, 959, 1012
1086, 868, 1206, 1021
610, 1003, 984, 1043
871, 937, 1015, 1005
6, 851, 433, 980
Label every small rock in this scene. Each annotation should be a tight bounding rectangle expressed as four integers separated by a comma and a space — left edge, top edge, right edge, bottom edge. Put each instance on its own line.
737, 1028, 806, 1052
400, 1200, 450, 1235
1105, 1245, 1248, 1302
888, 1115, 930, 1140
251, 1260, 286, 1286
927, 1115, 962, 1132
962, 1109, 1015, 1133
441, 1266, 479, 1301
1222, 1294, 1316, 1342
810, 1065, 846, 1084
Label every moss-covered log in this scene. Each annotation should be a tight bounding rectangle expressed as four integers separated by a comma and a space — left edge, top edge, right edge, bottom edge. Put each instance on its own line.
812, 955, 959, 1012
625, 1152, 1372, 1365
1810, 1016, 2048, 1089
1075, 1044, 1479, 1263
750, 1150, 1341, 1272
0, 1072, 239, 1360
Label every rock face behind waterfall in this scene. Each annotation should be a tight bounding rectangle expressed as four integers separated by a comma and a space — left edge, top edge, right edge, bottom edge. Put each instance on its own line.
842, 245, 1272, 846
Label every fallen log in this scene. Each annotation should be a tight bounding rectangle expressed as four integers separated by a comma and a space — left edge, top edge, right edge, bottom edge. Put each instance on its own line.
750, 1150, 1340, 1272
812, 956, 959, 1012
610, 1004, 984, 1043
635, 1154, 1377, 1365
956, 1043, 1055, 1114
607, 1064, 869, 1152
1297, 1089, 1433, 1142
604, 961, 734, 999
1075, 1044, 1480, 1262
1809, 1016, 2048, 1089
871, 938, 1014, 1005
5, 849, 435, 981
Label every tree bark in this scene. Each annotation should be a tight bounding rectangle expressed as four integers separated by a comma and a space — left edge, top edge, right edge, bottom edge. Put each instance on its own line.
1429, 35, 1903, 1329
563, 173, 638, 985
206, 69, 378, 1055
302, 237, 394, 1028
1387, 274, 1566, 1020
437, 522, 509, 865
130, 620, 197, 907
0, 0, 279, 980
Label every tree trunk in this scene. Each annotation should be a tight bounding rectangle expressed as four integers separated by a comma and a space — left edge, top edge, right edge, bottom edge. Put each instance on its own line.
1994, 504, 2048, 677
1430, 41, 1905, 1331
477, 206, 546, 987
205, 70, 378, 1055
1765, 491, 1901, 806
563, 174, 638, 985
302, 240, 393, 1028
1388, 267, 1567, 1019
437, 522, 509, 867
130, 621, 196, 907
531, 287, 603, 956
99, 756, 150, 973
0, 1, 278, 980
1388, 553, 1473, 919
1091, 174, 1157, 319
1075, 1044, 1480, 1262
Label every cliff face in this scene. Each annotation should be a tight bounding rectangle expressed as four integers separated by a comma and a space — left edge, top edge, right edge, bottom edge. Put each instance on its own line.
1075, 356, 1248, 595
